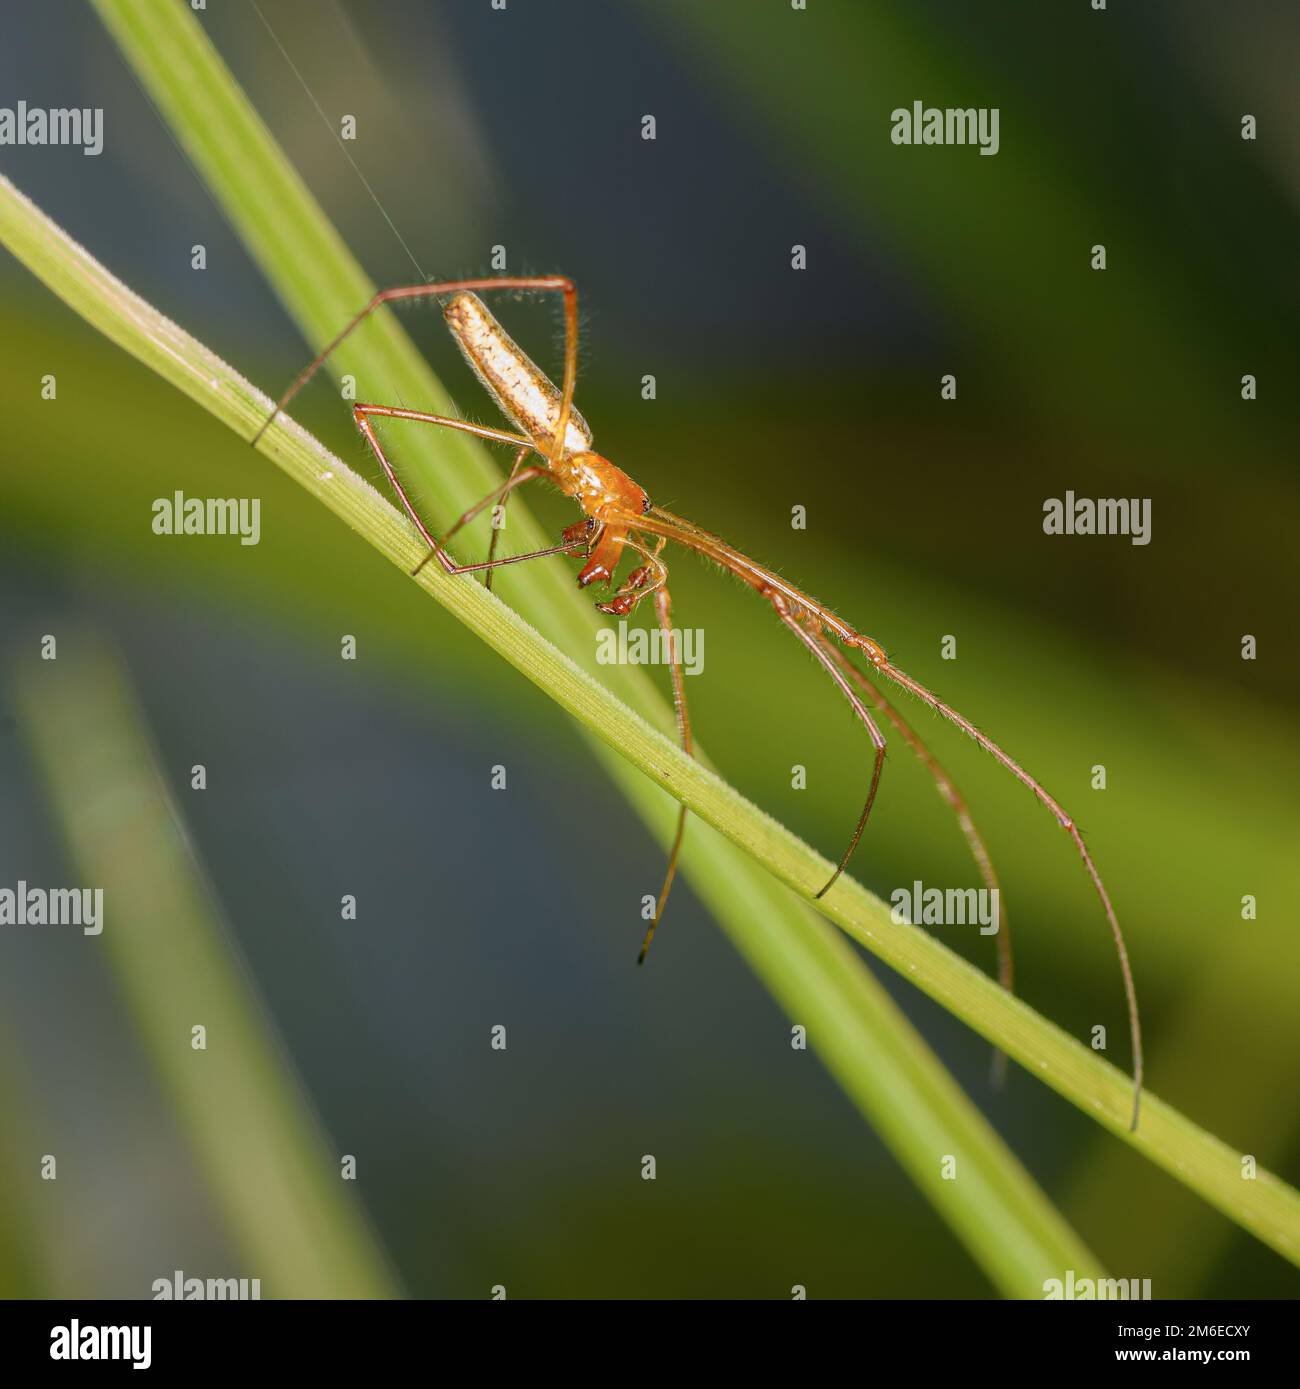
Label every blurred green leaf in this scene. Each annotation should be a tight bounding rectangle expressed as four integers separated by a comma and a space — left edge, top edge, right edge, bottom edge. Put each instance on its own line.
12, 635, 399, 1298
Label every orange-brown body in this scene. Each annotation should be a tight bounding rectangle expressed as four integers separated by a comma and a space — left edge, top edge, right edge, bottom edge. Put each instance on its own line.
444, 291, 648, 586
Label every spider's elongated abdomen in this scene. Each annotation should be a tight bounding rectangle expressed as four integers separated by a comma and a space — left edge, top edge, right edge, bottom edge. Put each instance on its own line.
444, 291, 592, 459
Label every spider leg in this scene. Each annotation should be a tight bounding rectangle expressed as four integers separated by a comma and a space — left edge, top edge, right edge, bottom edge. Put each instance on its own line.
803, 624, 1015, 1087
768, 592, 887, 901
846, 640, 1142, 1129
480, 447, 536, 592
253, 275, 580, 459
808, 630, 1014, 1001
637, 572, 693, 965
351, 403, 580, 578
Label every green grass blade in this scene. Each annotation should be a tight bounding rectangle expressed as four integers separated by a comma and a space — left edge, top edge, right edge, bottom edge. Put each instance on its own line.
11, 635, 400, 1298
2, 166, 1297, 1276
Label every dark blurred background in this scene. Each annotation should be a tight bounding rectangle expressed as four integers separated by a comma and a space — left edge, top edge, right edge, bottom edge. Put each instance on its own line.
1, 0, 1297, 1297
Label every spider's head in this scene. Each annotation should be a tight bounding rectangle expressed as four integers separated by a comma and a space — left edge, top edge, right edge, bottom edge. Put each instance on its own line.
560, 451, 649, 520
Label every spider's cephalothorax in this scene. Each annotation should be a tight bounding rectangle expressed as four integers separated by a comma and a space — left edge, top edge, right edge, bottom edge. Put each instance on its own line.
557, 452, 649, 591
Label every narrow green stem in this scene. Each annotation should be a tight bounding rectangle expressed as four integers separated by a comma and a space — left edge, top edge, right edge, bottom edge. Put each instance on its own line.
12, 637, 399, 1298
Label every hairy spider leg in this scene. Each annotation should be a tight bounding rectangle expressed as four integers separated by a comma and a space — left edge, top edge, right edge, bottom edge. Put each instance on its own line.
634, 503, 1141, 1129
350, 404, 582, 577
769, 590, 888, 903
638, 577, 693, 965
482, 447, 536, 592
253, 275, 579, 462
803, 622, 1014, 1086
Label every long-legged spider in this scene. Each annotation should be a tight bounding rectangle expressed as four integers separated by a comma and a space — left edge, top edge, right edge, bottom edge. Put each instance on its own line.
255, 275, 1142, 1128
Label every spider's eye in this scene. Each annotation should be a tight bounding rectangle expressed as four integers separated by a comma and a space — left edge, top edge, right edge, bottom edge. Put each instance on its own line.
642, 494, 652, 514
